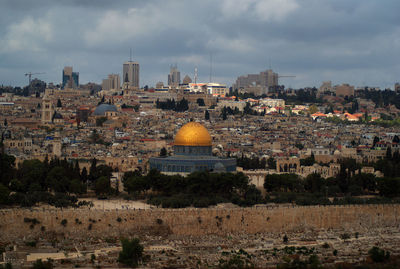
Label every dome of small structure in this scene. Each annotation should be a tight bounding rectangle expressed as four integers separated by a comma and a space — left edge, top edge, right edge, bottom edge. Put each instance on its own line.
174, 122, 212, 147
93, 104, 117, 116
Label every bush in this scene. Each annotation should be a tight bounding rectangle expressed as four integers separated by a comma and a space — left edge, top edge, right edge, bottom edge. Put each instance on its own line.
25, 240, 37, 247
283, 235, 288, 243
60, 219, 67, 227
32, 259, 54, 269
368, 246, 390, 263
118, 238, 143, 268
340, 233, 351, 240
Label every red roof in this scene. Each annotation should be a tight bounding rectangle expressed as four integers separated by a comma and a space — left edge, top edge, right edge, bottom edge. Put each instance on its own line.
140, 139, 156, 142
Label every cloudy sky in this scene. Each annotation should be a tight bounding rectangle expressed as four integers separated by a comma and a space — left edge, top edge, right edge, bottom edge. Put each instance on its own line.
0, 0, 399, 89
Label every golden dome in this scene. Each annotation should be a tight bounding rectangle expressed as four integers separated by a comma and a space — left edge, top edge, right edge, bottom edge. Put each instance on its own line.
174, 122, 212, 146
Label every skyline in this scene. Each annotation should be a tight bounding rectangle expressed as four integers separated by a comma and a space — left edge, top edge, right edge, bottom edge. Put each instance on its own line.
0, 0, 399, 88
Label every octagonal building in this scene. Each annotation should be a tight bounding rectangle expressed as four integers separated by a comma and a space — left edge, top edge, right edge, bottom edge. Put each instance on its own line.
149, 122, 236, 174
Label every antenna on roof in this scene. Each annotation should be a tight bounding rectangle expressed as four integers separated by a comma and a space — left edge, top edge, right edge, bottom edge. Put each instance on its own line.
194, 66, 198, 84
209, 53, 212, 83
130, 48, 132, 62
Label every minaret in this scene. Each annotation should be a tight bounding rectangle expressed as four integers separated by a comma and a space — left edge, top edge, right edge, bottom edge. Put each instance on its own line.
52, 131, 62, 157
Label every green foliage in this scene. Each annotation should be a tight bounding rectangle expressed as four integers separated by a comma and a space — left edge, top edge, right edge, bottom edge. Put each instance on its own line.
205, 110, 210, 120
156, 98, 189, 112
142, 170, 259, 208
300, 154, 315, 166
159, 147, 167, 157
277, 254, 322, 269
31, 259, 54, 269
0, 183, 10, 205
237, 156, 267, 170
0, 263, 12, 269
95, 176, 112, 196
0, 153, 111, 207
0, 153, 16, 187
368, 246, 390, 263
295, 143, 304, 150
218, 249, 254, 269
378, 177, 400, 197
95, 117, 107, 127
264, 173, 303, 192
60, 219, 67, 227
267, 157, 276, 170
340, 233, 351, 240
196, 98, 205, 106
25, 240, 37, 247
118, 238, 144, 268
283, 235, 288, 243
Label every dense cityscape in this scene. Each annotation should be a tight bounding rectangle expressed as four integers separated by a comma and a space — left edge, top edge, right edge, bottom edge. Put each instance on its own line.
1, 0, 400, 268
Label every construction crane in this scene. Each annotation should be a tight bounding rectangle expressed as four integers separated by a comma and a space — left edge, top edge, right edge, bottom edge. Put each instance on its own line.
24, 72, 45, 85
278, 75, 296, 78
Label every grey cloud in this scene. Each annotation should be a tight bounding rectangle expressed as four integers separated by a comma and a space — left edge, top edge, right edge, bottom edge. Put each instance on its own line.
0, 0, 399, 88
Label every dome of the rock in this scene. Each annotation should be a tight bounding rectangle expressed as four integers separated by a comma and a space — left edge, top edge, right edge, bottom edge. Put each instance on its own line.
174, 122, 212, 147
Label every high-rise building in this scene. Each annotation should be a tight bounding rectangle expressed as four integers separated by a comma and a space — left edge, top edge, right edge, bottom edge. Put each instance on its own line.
122, 61, 139, 88
395, 83, 400, 93
182, 75, 192, 85
233, 69, 278, 94
102, 74, 121, 91
62, 66, 79, 89
335, 84, 354, 97
168, 65, 180, 86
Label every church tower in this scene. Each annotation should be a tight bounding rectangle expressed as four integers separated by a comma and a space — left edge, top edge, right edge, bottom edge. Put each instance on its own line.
41, 96, 54, 124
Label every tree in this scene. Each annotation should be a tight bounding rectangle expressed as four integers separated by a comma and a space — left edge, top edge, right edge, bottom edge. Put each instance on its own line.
309, 104, 318, 114
118, 238, 144, 268
373, 136, 380, 147
46, 166, 70, 193
205, 110, 210, 120
305, 173, 325, 193
124, 176, 149, 194
0, 183, 10, 205
95, 176, 112, 196
368, 246, 390, 263
196, 98, 205, 106
159, 147, 167, 157
222, 108, 227, 120
96, 117, 107, 127
32, 259, 54, 269
267, 157, 276, 170
283, 234, 288, 243
294, 143, 304, 150
56, 99, 62, 107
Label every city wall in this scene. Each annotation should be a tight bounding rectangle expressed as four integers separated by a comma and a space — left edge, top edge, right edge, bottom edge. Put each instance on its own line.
0, 204, 399, 242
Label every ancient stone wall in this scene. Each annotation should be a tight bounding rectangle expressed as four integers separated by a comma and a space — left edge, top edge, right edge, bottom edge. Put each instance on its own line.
0, 204, 399, 242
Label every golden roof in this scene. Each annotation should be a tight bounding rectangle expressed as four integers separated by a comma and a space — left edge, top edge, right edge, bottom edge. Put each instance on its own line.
174, 122, 212, 146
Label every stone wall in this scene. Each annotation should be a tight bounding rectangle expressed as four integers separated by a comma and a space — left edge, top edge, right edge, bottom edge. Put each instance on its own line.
0, 204, 399, 242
